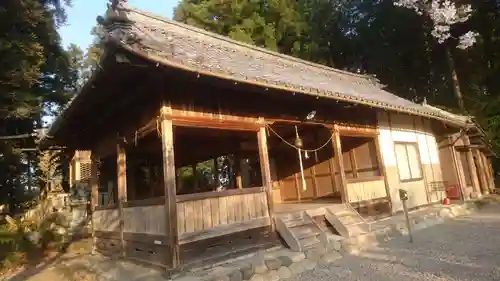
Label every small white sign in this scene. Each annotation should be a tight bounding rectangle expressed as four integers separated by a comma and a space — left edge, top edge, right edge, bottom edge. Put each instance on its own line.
154, 240, 162, 245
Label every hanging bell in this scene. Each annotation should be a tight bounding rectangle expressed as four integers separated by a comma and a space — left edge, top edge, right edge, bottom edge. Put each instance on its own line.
294, 136, 303, 148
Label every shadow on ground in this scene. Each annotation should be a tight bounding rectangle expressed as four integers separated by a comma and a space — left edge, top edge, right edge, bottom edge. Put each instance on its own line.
3, 237, 166, 281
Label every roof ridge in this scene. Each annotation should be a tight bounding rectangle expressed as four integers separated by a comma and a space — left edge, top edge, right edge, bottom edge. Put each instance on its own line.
123, 4, 378, 83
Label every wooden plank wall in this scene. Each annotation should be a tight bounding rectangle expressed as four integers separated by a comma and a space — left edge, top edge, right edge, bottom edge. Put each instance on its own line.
123, 205, 165, 234
93, 209, 120, 232
347, 179, 386, 203
177, 192, 269, 237
117, 202, 170, 268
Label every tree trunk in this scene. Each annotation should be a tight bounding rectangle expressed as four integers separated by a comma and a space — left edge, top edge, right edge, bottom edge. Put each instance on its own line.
446, 46, 465, 110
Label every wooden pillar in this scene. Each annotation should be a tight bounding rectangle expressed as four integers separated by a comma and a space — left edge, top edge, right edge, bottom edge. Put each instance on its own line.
69, 158, 73, 187
117, 141, 127, 257
90, 153, 99, 210
258, 126, 274, 230
74, 151, 81, 183
487, 157, 496, 191
476, 151, 490, 195
484, 155, 495, 192
90, 152, 99, 254
234, 154, 243, 189
332, 126, 348, 203
449, 136, 466, 201
374, 135, 392, 212
160, 106, 179, 268
464, 136, 481, 196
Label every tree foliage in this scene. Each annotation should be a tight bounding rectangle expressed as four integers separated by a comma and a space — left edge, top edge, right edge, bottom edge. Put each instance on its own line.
0, 0, 76, 210
174, 0, 305, 54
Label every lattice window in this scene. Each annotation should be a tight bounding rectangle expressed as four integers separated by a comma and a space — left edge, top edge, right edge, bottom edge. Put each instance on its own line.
80, 162, 92, 182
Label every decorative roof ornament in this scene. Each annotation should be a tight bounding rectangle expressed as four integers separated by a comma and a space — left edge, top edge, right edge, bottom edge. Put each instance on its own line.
97, 0, 130, 27
96, 0, 138, 47
109, 0, 128, 10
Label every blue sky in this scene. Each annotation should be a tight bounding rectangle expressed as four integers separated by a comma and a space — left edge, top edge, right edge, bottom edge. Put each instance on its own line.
59, 0, 179, 49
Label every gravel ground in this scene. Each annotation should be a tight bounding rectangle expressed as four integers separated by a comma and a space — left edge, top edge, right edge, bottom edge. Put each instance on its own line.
290, 203, 500, 281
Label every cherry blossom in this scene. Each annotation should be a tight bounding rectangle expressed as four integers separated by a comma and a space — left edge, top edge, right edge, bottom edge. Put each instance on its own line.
394, 0, 478, 48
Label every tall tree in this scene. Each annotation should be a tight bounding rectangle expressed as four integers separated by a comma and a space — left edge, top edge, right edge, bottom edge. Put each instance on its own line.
394, 0, 478, 110
0, 0, 75, 210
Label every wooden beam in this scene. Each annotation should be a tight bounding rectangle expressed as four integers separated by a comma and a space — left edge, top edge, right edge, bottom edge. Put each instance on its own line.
116, 141, 127, 257
258, 126, 275, 231
335, 124, 379, 137
160, 105, 179, 268
165, 108, 266, 131
332, 125, 348, 203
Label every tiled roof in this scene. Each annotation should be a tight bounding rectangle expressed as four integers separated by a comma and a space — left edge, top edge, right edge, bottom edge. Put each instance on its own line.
101, 4, 469, 126
42, 2, 472, 147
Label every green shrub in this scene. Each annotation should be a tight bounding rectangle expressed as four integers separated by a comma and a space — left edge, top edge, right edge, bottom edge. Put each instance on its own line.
0, 213, 69, 270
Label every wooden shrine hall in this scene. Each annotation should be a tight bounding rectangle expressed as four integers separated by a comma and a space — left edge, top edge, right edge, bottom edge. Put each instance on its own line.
41, 0, 496, 272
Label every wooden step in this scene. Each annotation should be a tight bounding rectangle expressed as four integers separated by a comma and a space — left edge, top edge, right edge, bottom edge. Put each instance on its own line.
292, 226, 317, 239
285, 219, 310, 228
325, 205, 370, 238
280, 212, 305, 222
299, 235, 320, 249
275, 211, 328, 252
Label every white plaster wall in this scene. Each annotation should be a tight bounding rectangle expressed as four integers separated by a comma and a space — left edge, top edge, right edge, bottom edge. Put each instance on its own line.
377, 112, 441, 211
